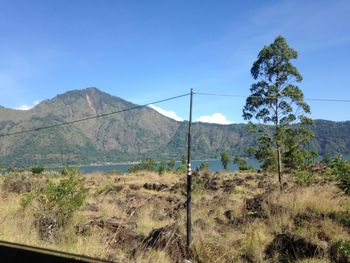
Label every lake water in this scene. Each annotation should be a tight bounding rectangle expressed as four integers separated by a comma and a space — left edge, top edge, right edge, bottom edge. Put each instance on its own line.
53, 155, 350, 174
76, 159, 261, 174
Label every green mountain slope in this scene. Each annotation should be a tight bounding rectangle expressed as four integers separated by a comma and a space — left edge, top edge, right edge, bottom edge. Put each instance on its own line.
0, 88, 349, 167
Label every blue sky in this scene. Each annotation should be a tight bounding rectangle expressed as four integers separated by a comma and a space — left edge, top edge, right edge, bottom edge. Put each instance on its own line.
0, 0, 349, 123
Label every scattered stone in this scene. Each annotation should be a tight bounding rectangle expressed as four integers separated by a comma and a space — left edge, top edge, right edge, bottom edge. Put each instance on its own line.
143, 224, 188, 263
265, 233, 324, 262
35, 213, 59, 243
143, 183, 168, 191
222, 180, 236, 193
2, 173, 33, 193
293, 209, 325, 227
104, 185, 124, 194
83, 203, 99, 212
245, 175, 254, 180
245, 194, 266, 216
129, 184, 141, 190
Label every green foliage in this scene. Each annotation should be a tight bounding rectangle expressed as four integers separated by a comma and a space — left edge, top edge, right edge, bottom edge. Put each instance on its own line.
61, 166, 79, 176
158, 160, 167, 175
181, 155, 187, 165
22, 169, 87, 227
329, 156, 350, 195
128, 159, 157, 173
220, 152, 230, 170
242, 35, 314, 182
31, 166, 45, 174
331, 240, 350, 262
40, 170, 86, 226
233, 156, 253, 171
20, 192, 35, 209
199, 161, 209, 172
6, 166, 14, 173
293, 170, 314, 186
167, 160, 175, 172
175, 164, 187, 174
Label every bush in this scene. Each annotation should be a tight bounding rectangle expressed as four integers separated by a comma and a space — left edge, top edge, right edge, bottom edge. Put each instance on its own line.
175, 164, 187, 174
293, 170, 314, 186
233, 156, 254, 171
199, 161, 209, 172
167, 160, 175, 172
6, 166, 15, 173
60, 166, 79, 176
31, 166, 45, 174
128, 159, 157, 173
330, 240, 350, 262
22, 168, 87, 227
330, 156, 350, 195
158, 161, 167, 175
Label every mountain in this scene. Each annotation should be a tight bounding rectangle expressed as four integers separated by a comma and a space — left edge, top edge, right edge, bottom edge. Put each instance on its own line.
0, 88, 349, 167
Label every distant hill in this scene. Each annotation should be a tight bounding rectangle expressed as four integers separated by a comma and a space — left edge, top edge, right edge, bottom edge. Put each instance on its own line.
0, 88, 349, 167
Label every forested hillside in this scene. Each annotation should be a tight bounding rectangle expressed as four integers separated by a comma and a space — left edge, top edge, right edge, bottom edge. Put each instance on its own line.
0, 88, 349, 167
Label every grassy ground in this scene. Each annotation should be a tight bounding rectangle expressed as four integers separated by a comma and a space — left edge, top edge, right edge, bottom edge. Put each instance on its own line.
0, 169, 349, 262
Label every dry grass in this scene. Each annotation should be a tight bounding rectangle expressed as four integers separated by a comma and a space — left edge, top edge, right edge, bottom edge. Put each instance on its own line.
0, 170, 350, 262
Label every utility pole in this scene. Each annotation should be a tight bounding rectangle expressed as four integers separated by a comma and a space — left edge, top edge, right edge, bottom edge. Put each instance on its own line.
186, 88, 193, 254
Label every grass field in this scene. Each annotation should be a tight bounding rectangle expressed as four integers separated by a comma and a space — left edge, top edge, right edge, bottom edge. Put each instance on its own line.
0, 169, 350, 262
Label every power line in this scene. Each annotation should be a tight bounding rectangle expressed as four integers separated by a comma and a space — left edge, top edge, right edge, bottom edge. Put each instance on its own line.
195, 92, 350, 103
0, 93, 190, 138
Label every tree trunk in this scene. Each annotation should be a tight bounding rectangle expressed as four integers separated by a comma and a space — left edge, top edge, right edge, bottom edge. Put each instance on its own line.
277, 145, 283, 192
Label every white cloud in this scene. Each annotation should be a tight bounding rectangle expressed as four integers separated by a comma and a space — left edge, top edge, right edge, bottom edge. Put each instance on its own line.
149, 104, 184, 121
196, 113, 233, 125
15, 100, 41, 111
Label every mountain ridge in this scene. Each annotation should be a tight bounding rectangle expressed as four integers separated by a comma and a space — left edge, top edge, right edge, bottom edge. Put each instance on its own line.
0, 88, 349, 167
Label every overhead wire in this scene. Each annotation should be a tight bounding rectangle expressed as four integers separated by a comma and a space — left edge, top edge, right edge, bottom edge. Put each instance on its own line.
195, 92, 350, 103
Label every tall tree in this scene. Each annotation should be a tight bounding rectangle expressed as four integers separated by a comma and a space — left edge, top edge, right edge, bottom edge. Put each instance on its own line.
243, 36, 313, 190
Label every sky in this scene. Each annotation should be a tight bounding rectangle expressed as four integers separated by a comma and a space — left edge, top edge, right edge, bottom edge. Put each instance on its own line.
0, 0, 349, 123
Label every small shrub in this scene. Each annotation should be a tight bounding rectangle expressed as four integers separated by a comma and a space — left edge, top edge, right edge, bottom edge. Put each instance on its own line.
60, 166, 79, 176
22, 169, 86, 228
175, 164, 187, 174
6, 166, 15, 173
158, 161, 167, 175
128, 159, 157, 173
330, 240, 350, 262
293, 170, 315, 186
199, 161, 209, 172
233, 156, 254, 171
31, 166, 45, 174
330, 156, 350, 194
167, 160, 175, 172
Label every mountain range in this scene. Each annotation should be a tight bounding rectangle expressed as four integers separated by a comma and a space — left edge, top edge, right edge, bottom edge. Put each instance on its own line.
0, 87, 349, 167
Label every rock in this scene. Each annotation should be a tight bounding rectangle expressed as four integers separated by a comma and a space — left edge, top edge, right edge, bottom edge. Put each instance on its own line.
105, 185, 124, 194
245, 194, 266, 216
35, 213, 59, 243
129, 184, 141, 190
143, 183, 168, 191
83, 203, 99, 212
143, 224, 188, 263
265, 233, 324, 262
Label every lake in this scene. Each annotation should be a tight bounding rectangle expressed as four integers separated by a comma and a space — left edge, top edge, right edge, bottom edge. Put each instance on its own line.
69, 155, 350, 174
76, 159, 261, 174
